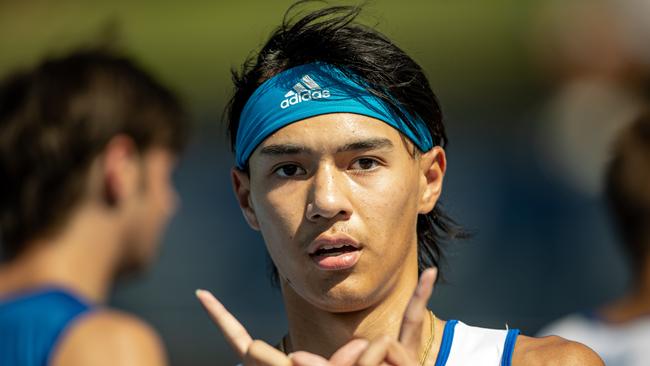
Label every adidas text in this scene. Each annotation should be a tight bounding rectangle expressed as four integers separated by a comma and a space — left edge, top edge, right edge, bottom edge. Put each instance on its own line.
280, 89, 331, 109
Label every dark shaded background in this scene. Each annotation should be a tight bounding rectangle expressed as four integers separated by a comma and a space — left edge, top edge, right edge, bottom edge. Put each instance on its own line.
2, 1, 645, 364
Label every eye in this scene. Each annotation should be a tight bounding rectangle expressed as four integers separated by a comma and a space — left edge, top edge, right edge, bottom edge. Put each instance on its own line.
274, 164, 306, 178
351, 157, 380, 171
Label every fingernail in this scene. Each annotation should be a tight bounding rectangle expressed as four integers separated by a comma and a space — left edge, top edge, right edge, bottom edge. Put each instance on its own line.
195, 289, 206, 298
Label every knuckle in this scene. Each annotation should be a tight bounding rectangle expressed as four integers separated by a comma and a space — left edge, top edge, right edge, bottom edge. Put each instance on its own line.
403, 314, 422, 324
248, 339, 265, 354
380, 335, 393, 344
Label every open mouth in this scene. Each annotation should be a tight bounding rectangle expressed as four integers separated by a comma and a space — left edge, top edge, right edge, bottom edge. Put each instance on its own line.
308, 239, 362, 270
312, 244, 359, 257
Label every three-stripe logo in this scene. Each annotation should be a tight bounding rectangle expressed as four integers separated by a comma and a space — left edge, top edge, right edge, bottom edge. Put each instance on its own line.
280, 74, 331, 109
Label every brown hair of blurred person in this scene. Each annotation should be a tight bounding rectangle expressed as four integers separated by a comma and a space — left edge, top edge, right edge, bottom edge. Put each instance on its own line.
602, 110, 650, 322
0, 48, 188, 366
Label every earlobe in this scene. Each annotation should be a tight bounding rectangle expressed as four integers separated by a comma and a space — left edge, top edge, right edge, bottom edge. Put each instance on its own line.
418, 147, 446, 214
231, 168, 260, 231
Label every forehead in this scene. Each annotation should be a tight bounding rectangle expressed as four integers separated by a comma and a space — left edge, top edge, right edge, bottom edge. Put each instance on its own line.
257, 113, 406, 149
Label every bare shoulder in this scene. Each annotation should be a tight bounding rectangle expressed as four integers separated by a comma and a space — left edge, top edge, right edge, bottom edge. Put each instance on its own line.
512, 335, 604, 366
50, 309, 168, 366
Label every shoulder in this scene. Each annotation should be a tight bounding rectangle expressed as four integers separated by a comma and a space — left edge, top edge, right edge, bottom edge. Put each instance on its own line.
511, 335, 604, 366
50, 309, 168, 366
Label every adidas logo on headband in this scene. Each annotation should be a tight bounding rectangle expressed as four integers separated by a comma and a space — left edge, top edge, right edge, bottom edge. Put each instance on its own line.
280, 74, 331, 109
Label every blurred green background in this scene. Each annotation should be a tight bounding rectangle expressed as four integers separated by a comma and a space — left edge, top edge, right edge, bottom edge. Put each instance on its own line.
0, 0, 541, 116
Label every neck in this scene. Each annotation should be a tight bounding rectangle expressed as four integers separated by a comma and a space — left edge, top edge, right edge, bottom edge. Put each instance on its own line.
0, 207, 125, 303
281, 263, 428, 359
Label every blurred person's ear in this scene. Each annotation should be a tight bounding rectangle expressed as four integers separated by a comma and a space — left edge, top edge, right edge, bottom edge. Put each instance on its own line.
231, 168, 260, 230
101, 135, 141, 207
417, 146, 446, 215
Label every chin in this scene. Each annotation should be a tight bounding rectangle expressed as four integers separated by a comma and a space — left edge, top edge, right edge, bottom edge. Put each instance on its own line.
300, 273, 383, 313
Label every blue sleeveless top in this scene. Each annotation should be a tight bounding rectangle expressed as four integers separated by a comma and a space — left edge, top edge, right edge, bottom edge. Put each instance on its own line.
0, 288, 94, 366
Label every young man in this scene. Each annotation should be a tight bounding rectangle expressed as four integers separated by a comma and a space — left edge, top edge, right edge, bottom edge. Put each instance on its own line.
197, 4, 604, 365
539, 110, 650, 365
0, 49, 188, 365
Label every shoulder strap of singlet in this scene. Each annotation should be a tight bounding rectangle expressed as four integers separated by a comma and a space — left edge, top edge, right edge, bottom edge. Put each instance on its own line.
434, 320, 520, 366
434, 319, 458, 366
44, 291, 96, 364
500, 328, 520, 366
0, 287, 94, 366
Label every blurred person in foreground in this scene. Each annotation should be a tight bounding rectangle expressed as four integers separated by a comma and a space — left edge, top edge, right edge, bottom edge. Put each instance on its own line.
0, 48, 188, 365
539, 110, 650, 366
196, 3, 603, 365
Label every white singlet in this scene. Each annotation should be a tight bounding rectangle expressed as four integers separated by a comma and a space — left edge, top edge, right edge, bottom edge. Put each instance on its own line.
235, 320, 519, 366
435, 320, 519, 366
538, 312, 650, 366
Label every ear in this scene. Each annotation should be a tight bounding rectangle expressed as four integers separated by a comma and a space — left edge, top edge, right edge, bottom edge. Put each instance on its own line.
417, 146, 446, 214
231, 168, 260, 231
102, 135, 140, 206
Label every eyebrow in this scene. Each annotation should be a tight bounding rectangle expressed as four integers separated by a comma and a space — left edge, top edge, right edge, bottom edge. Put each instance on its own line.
259, 143, 309, 156
259, 138, 394, 156
336, 138, 394, 153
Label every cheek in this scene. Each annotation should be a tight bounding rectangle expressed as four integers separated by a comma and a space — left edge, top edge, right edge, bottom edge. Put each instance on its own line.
145, 166, 177, 222
253, 184, 306, 241
160, 180, 177, 214
355, 170, 418, 229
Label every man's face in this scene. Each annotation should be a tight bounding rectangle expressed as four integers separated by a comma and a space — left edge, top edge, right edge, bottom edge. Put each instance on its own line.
123, 148, 179, 271
235, 113, 444, 312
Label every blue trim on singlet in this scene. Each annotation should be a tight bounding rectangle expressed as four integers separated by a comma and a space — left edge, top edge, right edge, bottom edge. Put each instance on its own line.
500, 328, 520, 366
434, 319, 458, 366
0, 287, 93, 366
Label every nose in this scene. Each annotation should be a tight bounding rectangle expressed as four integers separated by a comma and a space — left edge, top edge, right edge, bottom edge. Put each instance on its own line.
305, 163, 353, 222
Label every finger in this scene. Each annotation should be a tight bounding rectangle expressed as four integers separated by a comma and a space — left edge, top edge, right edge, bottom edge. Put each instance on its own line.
355, 335, 393, 366
196, 289, 253, 358
384, 340, 415, 365
290, 351, 331, 366
329, 338, 369, 366
398, 268, 437, 355
245, 339, 292, 366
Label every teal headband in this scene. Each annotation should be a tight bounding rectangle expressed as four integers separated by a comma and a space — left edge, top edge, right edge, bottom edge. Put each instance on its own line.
235, 62, 434, 169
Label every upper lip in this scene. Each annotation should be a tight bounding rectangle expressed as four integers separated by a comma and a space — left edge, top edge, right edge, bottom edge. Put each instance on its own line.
307, 233, 361, 255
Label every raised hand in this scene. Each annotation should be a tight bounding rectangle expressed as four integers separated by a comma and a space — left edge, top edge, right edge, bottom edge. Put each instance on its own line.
398, 267, 437, 362
197, 267, 437, 366
292, 268, 438, 366
196, 289, 292, 366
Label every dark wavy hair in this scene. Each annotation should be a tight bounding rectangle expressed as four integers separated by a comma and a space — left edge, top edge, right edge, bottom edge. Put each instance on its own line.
225, 2, 466, 286
0, 48, 188, 259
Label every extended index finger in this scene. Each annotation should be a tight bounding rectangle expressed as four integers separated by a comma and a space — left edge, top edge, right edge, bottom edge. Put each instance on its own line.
398, 268, 437, 355
196, 289, 252, 358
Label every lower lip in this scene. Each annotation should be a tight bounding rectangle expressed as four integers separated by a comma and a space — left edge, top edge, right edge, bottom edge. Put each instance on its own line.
310, 250, 361, 270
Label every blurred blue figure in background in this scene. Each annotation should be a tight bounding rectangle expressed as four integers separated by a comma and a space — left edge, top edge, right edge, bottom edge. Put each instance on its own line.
0, 48, 188, 366
539, 110, 650, 366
